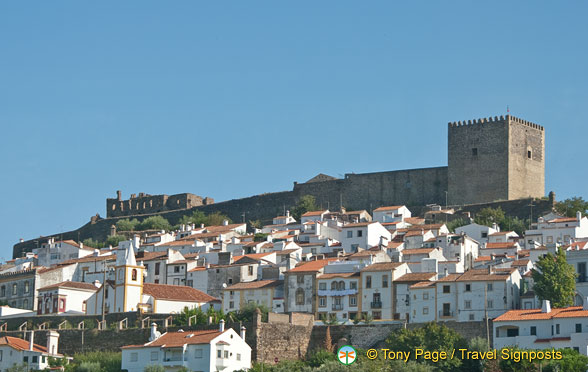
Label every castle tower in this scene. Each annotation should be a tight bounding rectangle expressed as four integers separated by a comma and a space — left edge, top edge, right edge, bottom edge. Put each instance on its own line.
114, 240, 144, 312
447, 115, 545, 205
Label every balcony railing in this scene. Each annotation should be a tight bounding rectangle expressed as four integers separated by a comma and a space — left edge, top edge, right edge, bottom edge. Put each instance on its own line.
371, 301, 382, 309
332, 304, 343, 311
577, 275, 588, 283
439, 310, 454, 318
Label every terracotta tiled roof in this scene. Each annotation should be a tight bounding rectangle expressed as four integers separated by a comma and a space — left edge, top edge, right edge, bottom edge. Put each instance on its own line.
475, 256, 493, 262
373, 206, 404, 212
402, 248, 436, 255
0, 336, 48, 353
343, 222, 373, 228
456, 268, 517, 282
143, 283, 219, 302
226, 280, 282, 290
564, 241, 588, 251
405, 230, 431, 237
287, 259, 335, 273
318, 272, 360, 279
549, 217, 578, 223
38, 281, 98, 292
233, 252, 274, 262
405, 217, 425, 225
136, 251, 169, 261
123, 329, 225, 348
495, 306, 588, 322
361, 262, 404, 272
394, 272, 436, 282
204, 223, 246, 233
437, 273, 462, 282
410, 281, 436, 289
485, 242, 518, 249
301, 210, 328, 217
511, 259, 531, 267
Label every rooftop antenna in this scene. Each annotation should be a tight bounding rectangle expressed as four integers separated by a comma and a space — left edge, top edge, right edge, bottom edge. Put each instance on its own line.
507, 105, 510, 114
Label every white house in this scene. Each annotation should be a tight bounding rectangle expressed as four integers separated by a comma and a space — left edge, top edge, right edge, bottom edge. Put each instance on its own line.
316, 272, 360, 322
525, 212, 588, 246
372, 206, 412, 224
37, 281, 98, 315
0, 331, 62, 370
456, 223, 498, 245
34, 238, 95, 267
222, 280, 284, 313
360, 262, 410, 320
121, 321, 251, 372
494, 300, 588, 355
338, 222, 392, 253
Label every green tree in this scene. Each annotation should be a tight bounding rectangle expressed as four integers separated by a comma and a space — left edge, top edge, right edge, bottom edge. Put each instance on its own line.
105, 235, 127, 247
82, 238, 104, 248
498, 347, 538, 372
555, 197, 588, 218
254, 233, 269, 242
176, 306, 207, 326
532, 248, 577, 307
71, 351, 121, 372
76, 362, 102, 372
6, 365, 28, 372
474, 207, 505, 227
136, 215, 171, 231
446, 218, 469, 233
144, 365, 165, 372
500, 216, 528, 236
116, 218, 140, 231
385, 322, 468, 372
307, 349, 336, 368
544, 348, 588, 372
291, 195, 319, 220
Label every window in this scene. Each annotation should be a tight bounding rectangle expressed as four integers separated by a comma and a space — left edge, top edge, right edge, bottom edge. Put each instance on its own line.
217, 350, 222, 358
349, 296, 357, 307
23, 356, 28, 363
465, 284, 471, 292
469, 314, 475, 321
465, 300, 471, 309
423, 292, 429, 300
295, 288, 305, 305
132, 269, 137, 281
530, 326, 536, 336
248, 266, 254, 275
23, 299, 28, 309
154, 279, 159, 284
357, 230, 363, 237
144, 264, 149, 271
187, 280, 193, 287
487, 300, 493, 309
174, 266, 180, 273
423, 307, 429, 315
0, 286, 4, 297
576, 324, 582, 333
481, 232, 488, 238
366, 276, 372, 289
528, 150, 532, 159
224, 351, 229, 359
297, 275, 304, 284
372, 311, 381, 320
443, 285, 450, 293
330, 281, 337, 290
319, 283, 326, 290
487, 283, 493, 291
228, 278, 233, 284
382, 275, 388, 288
0, 350, 2, 361
151, 351, 159, 361
24, 282, 29, 293
319, 297, 326, 308
338, 281, 345, 290
236, 353, 241, 361
350, 281, 357, 290
155, 263, 160, 275
551, 325, 554, 335
556, 324, 560, 334
12, 283, 17, 295
194, 349, 203, 358
130, 352, 138, 362
347, 231, 353, 238
173, 278, 180, 285
547, 236, 553, 243
229, 301, 234, 308
472, 148, 478, 156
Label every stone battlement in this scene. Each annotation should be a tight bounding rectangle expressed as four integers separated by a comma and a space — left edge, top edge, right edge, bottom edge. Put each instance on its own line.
106, 190, 214, 218
448, 114, 544, 131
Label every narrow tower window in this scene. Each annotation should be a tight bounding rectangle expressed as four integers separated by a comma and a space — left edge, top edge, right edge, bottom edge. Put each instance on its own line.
472, 148, 478, 156
527, 150, 532, 159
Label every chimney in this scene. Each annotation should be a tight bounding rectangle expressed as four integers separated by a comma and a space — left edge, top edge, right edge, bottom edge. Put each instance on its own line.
117, 190, 122, 201
240, 326, 246, 340
29, 330, 34, 351
133, 235, 140, 251
46, 331, 59, 356
219, 319, 225, 332
19, 238, 24, 243
200, 223, 205, 229
488, 265, 494, 274
149, 323, 161, 341
541, 300, 551, 313
577, 211, 582, 221
79, 242, 84, 249
583, 298, 588, 311
222, 219, 229, 226
93, 280, 101, 288
286, 210, 290, 217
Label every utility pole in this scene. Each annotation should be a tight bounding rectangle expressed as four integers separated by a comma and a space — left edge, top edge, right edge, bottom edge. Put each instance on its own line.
528, 201, 536, 229
101, 258, 107, 324
485, 284, 490, 349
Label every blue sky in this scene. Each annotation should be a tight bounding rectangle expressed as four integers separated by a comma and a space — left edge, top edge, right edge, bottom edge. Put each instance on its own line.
1, 1, 587, 259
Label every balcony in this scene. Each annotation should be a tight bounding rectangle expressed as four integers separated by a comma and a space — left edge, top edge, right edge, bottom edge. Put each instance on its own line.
371, 301, 382, 309
332, 304, 343, 311
439, 310, 454, 318
577, 275, 588, 283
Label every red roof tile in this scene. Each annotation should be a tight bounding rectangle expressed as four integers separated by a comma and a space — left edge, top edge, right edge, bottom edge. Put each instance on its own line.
0, 336, 48, 353
38, 281, 99, 292
495, 306, 588, 322
143, 283, 219, 302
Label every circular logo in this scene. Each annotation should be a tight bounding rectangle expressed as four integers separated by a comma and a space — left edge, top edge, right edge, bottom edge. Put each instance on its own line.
337, 345, 357, 365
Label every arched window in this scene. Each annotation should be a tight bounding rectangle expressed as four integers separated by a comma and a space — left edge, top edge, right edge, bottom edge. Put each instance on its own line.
330, 281, 337, 290
338, 281, 345, 291
23, 299, 29, 309
0, 285, 5, 297
295, 288, 305, 305
24, 281, 30, 293
132, 269, 137, 281
12, 284, 17, 295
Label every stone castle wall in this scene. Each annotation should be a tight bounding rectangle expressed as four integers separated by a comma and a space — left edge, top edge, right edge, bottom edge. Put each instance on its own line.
106, 191, 214, 218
